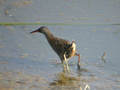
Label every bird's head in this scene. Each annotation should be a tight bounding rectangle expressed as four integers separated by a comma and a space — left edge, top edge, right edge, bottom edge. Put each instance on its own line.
30, 26, 49, 34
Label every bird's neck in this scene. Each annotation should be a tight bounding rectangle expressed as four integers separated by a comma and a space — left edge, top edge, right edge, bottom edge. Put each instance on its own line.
43, 31, 54, 42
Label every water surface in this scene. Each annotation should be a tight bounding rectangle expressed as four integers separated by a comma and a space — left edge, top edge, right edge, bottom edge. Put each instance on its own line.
0, 0, 120, 90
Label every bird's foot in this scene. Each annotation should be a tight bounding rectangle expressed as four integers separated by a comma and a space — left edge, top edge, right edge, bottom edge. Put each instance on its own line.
75, 53, 81, 70
63, 53, 71, 72
77, 63, 81, 70
63, 67, 70, 73
66, 65, 70, 72
63, 64, 70, 73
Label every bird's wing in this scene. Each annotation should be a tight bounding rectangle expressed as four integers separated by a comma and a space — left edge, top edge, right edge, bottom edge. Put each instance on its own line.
50, 37, 71, 55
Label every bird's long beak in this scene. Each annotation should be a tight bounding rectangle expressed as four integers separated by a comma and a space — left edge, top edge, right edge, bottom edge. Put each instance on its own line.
30, 29, 39, 34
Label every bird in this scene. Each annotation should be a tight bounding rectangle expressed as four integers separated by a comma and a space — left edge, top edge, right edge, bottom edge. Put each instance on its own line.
30, 26, 80, 71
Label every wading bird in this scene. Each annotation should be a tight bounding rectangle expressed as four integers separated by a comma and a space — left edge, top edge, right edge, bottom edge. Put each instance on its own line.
30, 26, 80, 71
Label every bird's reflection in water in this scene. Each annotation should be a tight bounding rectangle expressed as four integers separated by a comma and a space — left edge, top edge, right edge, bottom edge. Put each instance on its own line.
50, 72, 79, 86
101, 52, 106, 63
49, 67, 90, 90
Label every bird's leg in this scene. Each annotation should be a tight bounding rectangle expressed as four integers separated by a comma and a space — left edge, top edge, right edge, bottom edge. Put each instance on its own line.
63, 53, 70, 72
61, 59, 66, 71
75, 53, 80, 70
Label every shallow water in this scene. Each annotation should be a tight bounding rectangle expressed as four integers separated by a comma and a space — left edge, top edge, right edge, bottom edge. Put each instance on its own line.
0, 25, 120, 90
0, 0, 120, 90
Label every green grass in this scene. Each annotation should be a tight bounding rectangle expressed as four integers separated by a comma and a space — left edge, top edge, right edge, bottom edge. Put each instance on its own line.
0, 22, 120, 26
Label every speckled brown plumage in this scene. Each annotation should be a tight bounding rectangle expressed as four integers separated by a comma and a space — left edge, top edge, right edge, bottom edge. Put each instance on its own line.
30, 26, 80, 70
